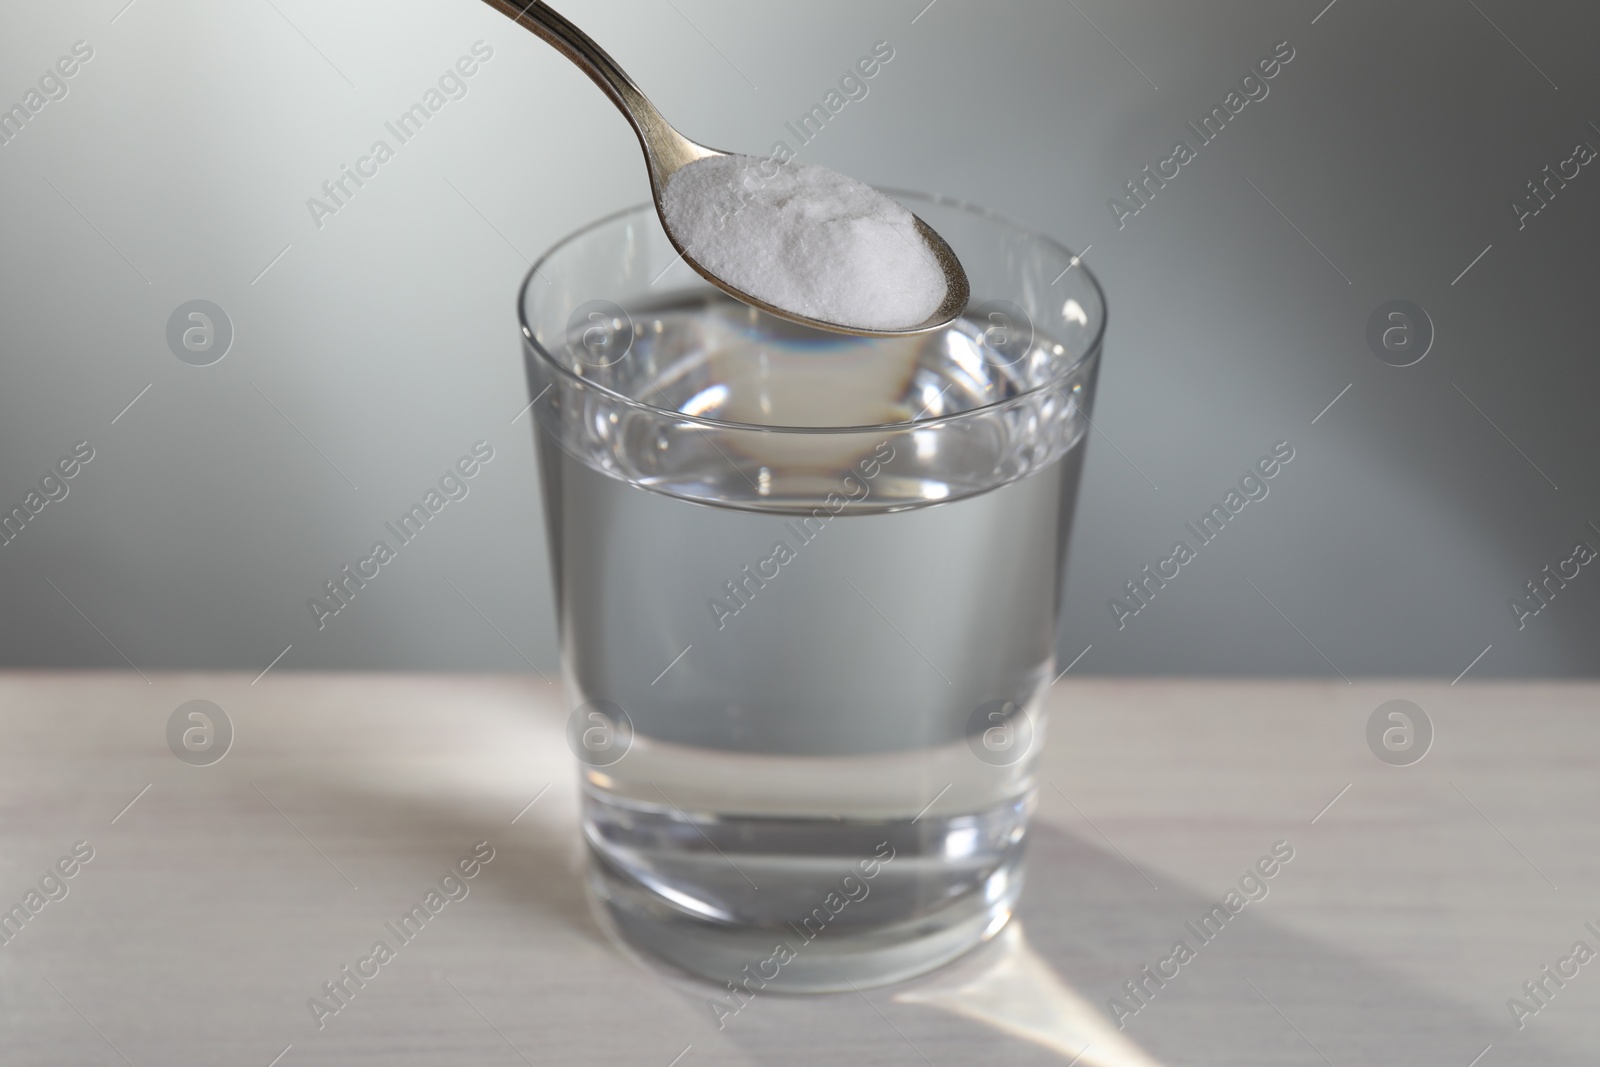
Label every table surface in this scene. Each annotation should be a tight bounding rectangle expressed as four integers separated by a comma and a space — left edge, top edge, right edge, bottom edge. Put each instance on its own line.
1, 672, 1596, 1066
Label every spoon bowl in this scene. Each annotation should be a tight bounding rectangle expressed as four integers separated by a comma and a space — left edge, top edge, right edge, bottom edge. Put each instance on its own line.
478, 0, 970, 336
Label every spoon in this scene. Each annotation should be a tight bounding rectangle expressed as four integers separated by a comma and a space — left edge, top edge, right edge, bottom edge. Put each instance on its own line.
477, 0, 971, 337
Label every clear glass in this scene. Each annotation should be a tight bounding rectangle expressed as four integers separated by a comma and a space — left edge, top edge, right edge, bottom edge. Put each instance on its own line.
519, 192, 1104, 992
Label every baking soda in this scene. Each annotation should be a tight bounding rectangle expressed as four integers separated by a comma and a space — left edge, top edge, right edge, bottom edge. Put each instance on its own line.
661, 154, 947, 331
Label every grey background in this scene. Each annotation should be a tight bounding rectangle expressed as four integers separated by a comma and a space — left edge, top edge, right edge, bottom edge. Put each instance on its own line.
1, 0, 1596, 679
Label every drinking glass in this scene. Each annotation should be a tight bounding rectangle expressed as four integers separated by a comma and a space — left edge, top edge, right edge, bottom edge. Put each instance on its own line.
519, 191, 1104, 993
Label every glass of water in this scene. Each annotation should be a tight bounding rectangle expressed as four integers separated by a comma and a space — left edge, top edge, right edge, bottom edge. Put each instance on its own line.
519, 191, 1104, 993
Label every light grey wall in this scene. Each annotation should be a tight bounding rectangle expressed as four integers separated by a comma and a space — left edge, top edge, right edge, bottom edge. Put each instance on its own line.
1, 0, 1596, 679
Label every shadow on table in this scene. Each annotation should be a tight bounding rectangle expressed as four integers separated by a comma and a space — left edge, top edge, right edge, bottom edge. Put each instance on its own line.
646, 823, 1584, 1067
313, 770, 1582, 1065
307, 775, 605, 946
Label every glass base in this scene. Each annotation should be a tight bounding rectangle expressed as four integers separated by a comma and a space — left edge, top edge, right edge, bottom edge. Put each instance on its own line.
582, 789, 1029, 993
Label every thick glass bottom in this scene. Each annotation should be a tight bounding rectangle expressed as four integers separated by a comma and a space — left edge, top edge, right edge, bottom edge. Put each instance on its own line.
583, 788, 1030, 993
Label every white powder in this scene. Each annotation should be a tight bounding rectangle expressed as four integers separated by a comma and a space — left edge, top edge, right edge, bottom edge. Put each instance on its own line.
661, 154, 947, 332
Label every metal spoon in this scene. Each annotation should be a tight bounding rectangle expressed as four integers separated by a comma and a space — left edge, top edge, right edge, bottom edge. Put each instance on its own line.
477, 0, 970, 337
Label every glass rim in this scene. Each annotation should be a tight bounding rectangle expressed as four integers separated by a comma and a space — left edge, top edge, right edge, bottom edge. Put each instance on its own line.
517, 188, 1107, 436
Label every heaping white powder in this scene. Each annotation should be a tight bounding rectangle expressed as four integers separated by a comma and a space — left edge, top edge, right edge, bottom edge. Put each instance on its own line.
661, 154, 947, 332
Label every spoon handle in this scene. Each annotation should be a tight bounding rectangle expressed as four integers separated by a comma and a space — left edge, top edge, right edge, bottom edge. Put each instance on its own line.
477, 1, 702, 174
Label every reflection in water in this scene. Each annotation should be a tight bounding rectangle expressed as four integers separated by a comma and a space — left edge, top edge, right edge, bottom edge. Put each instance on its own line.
894, 922, 1165, 1067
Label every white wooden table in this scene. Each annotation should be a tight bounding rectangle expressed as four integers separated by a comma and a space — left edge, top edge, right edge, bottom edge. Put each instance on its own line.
1, 672, 1596, 1066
